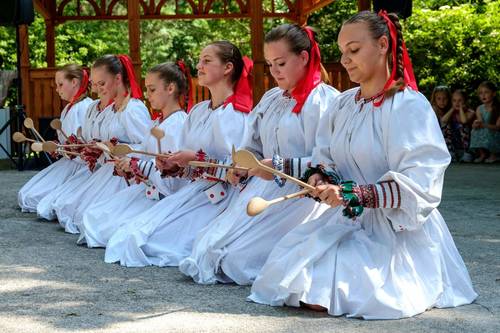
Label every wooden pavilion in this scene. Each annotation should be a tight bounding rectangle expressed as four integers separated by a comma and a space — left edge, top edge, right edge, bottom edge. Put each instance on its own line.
20, 0, 371, 129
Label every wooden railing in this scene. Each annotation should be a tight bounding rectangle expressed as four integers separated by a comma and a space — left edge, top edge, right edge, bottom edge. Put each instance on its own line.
25, 63, 355, 129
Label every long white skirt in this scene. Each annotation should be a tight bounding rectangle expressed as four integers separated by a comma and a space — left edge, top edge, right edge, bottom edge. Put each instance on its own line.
179, 177, 328, 285
36, 167, 91, 222
248, 208, 478, 319
78, 183, 155, 247
104, 180, 236, 268
18, 158, 84, 213
53, 164, 128, 234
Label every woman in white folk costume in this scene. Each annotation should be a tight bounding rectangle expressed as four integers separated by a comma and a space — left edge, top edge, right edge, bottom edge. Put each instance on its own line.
179, 25, 339, 285
248, 11, 477, 319
18, 64, 93, 212
52, 54, 152, 233
78, 61, 191, 247
104, 41, 253, 267
36, 73, 115, 222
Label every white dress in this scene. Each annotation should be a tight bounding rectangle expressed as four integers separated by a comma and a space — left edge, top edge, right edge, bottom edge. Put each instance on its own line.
104, 101, 247, 267
78, 111, 187, 247
53, 98, 152, 233
179, 84, 339, 285
18, 97, 93, 212
248, 87, 478, 319
36, 100, 114, 222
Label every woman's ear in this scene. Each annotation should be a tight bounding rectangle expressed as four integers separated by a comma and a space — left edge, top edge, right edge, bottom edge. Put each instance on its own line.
223, 62, 234, 77
71, 78, 79, 89
378, 35, 389, 55
299, 50, 310, 66
167, 82, 176, 95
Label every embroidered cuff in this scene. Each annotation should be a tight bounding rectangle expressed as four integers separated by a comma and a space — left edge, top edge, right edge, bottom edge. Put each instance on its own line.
350, 181, 401, 209
374, 181, 401, 209
182, 149, 228, 182
284, 157, 312, 178
137, 160, 155, 179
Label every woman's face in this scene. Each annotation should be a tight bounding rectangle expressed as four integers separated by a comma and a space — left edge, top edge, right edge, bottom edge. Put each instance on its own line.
90, 66, 120, 101
196, 45, 232, 87
478, 86, 495, 105
264, 39, 308, 91
145, 72, 175, 110
451, 92, 465, 110
337, 22, 389, 84
434, 91, 449, 110
54, 71, 78, 102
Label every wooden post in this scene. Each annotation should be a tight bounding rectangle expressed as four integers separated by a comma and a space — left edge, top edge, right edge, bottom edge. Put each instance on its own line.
358, 0, 371, 11
45, 19, 56, 67
249, 0, 265, 105
127, 0, 142, 82
18, 25, 31, 122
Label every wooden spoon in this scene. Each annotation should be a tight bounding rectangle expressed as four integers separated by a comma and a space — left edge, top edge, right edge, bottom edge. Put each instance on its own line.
232, 149, 314, 190
50, 118, 69, 141
112, 144, 171, 158
151, 127, 165, 153
12, 132, 35, 143
23, 118, 46, 142
247, 189, 311, 216
188, 161, 249, 172
42, 141, 58, 152
31, 142, 44, 152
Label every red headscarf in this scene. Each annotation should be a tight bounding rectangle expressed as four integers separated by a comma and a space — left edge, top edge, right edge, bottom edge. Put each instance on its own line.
177, 60, 194, 112
374, 10, 418, 107
67, 69, 89, 111
290, 27, 322, 114
223, 56, 254, 113
117, 54, 143, 99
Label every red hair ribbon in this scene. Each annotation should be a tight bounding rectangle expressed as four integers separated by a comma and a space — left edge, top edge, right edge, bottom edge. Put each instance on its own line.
117, 54, 143, 99
290, 26, 322, 114
177, 60, 194, 112
67, 69, 89, 111
223, 56, 254, 113
375, 10, 418, 107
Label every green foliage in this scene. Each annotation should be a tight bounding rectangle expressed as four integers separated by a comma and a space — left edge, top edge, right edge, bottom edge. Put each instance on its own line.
403, 0, 499, 100
308, 0, 358, 62
0, 0, 498, 106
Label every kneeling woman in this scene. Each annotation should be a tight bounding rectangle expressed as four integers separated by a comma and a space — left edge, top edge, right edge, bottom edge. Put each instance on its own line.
180, 24, 339, 285
78, 61, 191, 247
104, 41, 252, 267
248, 11, 477, 319
53, 54, 152, 233
18, 64, 92, 212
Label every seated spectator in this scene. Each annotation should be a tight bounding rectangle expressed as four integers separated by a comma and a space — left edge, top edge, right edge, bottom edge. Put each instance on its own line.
441, 89, 475, 162
470, 81, 500, 163
430, 85, 451, 127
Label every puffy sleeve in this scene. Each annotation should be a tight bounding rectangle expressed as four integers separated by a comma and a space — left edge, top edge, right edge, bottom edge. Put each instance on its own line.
75, 98, 92, 135
120, 99, 153, 149
287, 84, 339, 177
240, 87, 282, 159
311, 98, 338, 167
378, 89, 451, 232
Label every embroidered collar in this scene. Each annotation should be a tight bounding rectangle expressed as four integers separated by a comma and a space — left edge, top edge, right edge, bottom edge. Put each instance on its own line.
354, 89, 385, 105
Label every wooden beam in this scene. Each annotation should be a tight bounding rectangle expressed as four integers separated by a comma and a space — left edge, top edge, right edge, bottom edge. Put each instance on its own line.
127, 0, 142, 84
358, 0, 371, 11
249, 0, 265, 105
18, 25, 32, 124
33, 0, 51, 20
45, 19, 56, 67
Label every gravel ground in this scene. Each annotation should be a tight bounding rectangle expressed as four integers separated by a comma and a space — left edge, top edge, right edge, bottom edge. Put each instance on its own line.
0, 164, 499, 333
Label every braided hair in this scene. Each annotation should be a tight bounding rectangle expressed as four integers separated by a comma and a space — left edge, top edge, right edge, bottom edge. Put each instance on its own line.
344, 11, 406, 97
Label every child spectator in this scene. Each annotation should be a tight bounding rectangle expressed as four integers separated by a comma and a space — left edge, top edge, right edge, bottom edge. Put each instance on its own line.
430, 85, 451, 126
470, 81, 500, 163
441, 89, 475, 162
